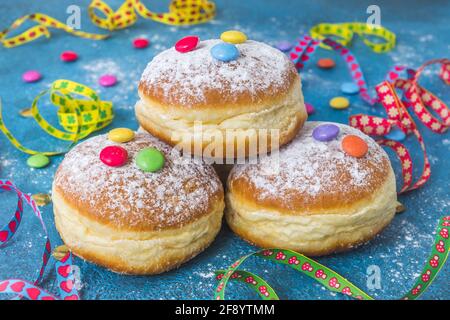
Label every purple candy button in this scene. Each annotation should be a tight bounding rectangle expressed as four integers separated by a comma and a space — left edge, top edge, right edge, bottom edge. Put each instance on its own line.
99, 74, 117, 87
312, 124, 340, 142
275, 40, 293, 52
22, 70, 42, 83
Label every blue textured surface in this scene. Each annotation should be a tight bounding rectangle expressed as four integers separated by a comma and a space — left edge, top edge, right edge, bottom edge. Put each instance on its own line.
0, 0, 449, 300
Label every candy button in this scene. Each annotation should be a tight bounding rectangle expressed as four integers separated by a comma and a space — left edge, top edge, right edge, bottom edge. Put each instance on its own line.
133, 38, 149, 49
384, 127, 406, 142
275, 40, 293, 52
305, 102, 315, 115
312, 124, 340, 142
108, 128, 135, 143
340, 82, 359, 95
22, 70, 42, 83
175, 36, 199, 53
60, 51, 78, 62
317, 58, 335, 69
330, 97, 350, 109
136, 147, 165, 172
220, 30, 247, 44
341, 135, 368, 158
27, 154, 50, 168
100, 146, 128, 167
210, 43, 239, 62
99, 74, 117, 87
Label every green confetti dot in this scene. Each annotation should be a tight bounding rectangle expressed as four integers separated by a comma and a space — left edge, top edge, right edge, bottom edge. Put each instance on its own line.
27, 153, 50, 169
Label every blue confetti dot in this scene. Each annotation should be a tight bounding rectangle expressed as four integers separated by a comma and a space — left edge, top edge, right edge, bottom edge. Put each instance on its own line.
340, 82, 360, 95
210, 43, 240, 62
384, 127, 406, 141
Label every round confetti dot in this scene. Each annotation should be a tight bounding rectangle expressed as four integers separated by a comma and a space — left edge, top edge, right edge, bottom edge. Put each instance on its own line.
312, 124, 340, 142
60, 51, 78, 62
133, 38, 149, 49
99, 146, 128, 167
275, 40, 293, 52
175, 35, 199, 53
341, 135, 368, 158
108, 128, 135, 143
210, 43, 239, 62
317, 58, 335, 69
330, 96, 350, 109
136, 147, 165, 172
340, 82, 359, 95
220, 30, 247, 44
22, 70, 42, 83
27, 154, 50, 168
305, 102, 315, 115
384, 127, 406, 142
99, 74, 117, 87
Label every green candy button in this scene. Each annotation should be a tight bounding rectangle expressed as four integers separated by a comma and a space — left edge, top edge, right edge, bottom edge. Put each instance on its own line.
27, 153, 50, 169
136, 147, 165, 172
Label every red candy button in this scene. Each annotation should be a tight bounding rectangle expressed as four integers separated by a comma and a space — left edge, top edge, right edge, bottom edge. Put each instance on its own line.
175, 36, 199, 53
60, 51, 78, 62
100, 146, 128, 167
341, 135, 368, 158
133, 38, 149, 49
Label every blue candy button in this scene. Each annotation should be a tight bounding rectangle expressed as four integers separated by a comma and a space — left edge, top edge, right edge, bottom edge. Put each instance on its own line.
340, 82, 360, 95
210, 43, 239, 62
384, 127, 406, 142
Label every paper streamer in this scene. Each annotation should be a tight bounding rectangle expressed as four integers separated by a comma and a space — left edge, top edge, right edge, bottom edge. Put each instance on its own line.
214, 216, 449, 300
0, 0, 216, 48
0, 179, 79, 300
0, 79, 113, 156
288, 26, 449, 193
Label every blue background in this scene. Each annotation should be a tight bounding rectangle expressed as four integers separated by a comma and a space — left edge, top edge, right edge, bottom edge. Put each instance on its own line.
0, 0, 449, 300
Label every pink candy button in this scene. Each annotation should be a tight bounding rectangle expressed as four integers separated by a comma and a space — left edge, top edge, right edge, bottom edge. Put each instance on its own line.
175, 36, 199, 53
305, 102, 315, 115
100, 146, 128, 167
22, 70, 42, 83
99, 74, 117, 87
133, 38, 149, 49
60, 51, 78, 62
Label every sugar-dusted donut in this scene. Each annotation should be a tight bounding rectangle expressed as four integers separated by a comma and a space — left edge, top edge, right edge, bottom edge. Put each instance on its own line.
52, 132, 224, 274
136, 38, 307, 160
226, 121, 397, 256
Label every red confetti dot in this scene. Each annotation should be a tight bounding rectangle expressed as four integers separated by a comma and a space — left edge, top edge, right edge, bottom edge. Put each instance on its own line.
133, 38, 149, 49
100, 146, 128, 167
175, 35, 199, 53
60, 51, 78, 62
317, 58, 336, 69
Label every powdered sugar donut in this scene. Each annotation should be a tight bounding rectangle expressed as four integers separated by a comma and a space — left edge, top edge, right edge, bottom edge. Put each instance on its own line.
226, 121, 397, 255
136, 39, 307, 160
52, 132, 224, 274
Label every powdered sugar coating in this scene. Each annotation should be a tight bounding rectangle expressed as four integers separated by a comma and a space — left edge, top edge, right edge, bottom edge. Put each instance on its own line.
230, 121, 392, 211
53, 132, 223, 231
139, 39, 296, 107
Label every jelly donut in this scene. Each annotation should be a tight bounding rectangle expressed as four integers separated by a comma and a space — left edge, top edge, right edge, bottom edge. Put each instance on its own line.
52, 132, 224, 274
226, 121, 397, 256
136, 38, 307, 160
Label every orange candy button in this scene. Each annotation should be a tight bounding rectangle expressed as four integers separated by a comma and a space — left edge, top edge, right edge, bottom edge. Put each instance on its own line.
317, 58, 336, 69
341, 135, 368, 158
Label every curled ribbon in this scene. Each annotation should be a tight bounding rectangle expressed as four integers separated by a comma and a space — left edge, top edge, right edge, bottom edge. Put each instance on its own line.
0, 180, 79, 300
0, 0, 216, 48
0, 79, 113, 156
214, 216, 449, 300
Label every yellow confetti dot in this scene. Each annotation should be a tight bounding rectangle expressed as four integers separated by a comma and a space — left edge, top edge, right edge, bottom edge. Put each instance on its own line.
330, 97, 350, 109
108, 128, 135, 143
220, 30, 247, 44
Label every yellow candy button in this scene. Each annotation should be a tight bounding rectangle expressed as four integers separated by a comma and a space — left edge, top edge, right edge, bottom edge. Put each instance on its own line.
108, 128, 135, 143
329, 97, 350, 109
220, 30, 247, 44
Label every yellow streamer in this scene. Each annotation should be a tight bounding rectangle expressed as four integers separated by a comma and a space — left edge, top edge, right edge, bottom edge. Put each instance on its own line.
310, 22, 396, 53
0, 80, 113, 155
0, 0, 216, 48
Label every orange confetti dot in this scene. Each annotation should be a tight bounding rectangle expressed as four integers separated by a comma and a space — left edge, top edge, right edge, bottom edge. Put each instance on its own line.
341, 135, 368, 158
317, 58, 335, 69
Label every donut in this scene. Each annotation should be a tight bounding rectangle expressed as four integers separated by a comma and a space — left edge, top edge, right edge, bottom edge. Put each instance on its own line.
226, 121, 397, 256
52, 132, 224, 274
136, 39, 307, 160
